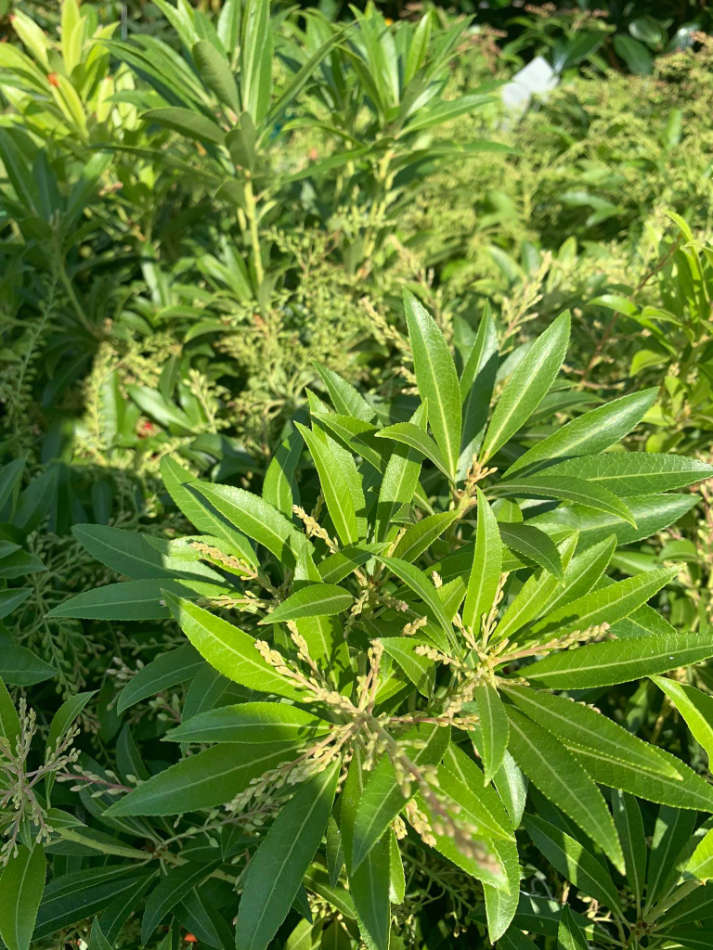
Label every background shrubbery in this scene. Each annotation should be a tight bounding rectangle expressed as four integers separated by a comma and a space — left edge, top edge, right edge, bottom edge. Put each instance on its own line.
3, 1, 713, 947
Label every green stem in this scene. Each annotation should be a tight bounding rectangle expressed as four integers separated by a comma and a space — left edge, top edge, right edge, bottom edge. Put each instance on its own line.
243, 176, 264, 291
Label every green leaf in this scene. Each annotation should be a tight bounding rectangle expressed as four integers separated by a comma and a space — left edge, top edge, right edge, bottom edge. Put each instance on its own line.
475, 682, 509, 784
379, 637, 434, 696
375, 420, 450, 479
236, 763, 340, 950
377, 555, 452, 638
463, 488, 502, 634
688, 828, 713, 882
0, 676, 20, 749
529, 493, 697, 551
530, 567, 676, 641
492, 534, 578, 643
611, 791, 646, 905
160, 457, 258, 566
164, 594, 304, 701
88, 920, 112, 950
503, 686, 713, 810
523, 629, 713, 690
543, 452, 713, 495
351, 724, 449, 871
263, 423, 303, 517
499, 523, 563, 579
35, 866, 155, 940
480, 312, 570, 463
505, 389, 657, 475
497, 475, 636, 526
240, 0, 272, 123
458, 308, 498, 477
0, 845, 46, 950
506, 707, 624, 872
525, 814, 621, 910
117, 644, 202, 715
404, 291, 461, 478
191, 480, 309, 568
47, 691, 95, 754
260, 583, 353, 625
557, 903, 589, 950
296, 422, 360, 546
341, 755, 391, 950
105, 742, 295, 816
374, 404, 426, 541
315, 364, 374, 422
0, 643, 55, 686
647, 806, 697, 909
192, 39, 239, 110
165, 702, 329, 745
47, 579, 204, 621
651, 676, 713, 765
391, 511, 458, 563
142, 861, 220, 944
142, 106, 225, 145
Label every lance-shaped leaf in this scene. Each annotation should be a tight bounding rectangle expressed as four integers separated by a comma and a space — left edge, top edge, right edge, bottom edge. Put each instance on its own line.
105, 742, 295, 817
236, 762, 340, 950
404, 291, 461, 478
529, 492, 697, 551
651, 676, 713, 765
377, 555, 452, 637
164, 594, 304, 701
480, 312, 570, 463
141, 860, 221, 944
611, 791, 646, 905
688, 828, 713, 882
392, 511, 459, 563
160, 457, 258, 567
523, 629, 713, 690
503, 686, 713, 810
0, 845, 46, 950
529, 567, 676, 641
506, 707, 624, 872
475, 682, 509, 784
499, 523, 563, 579
375, 419, 450, 479
141, 107, 225, 144
260, 583, 353, 625
379, 637, 435, 696
190, 480, 309, 567
165, 702, 329, 745
116, 644, 202, 715
375, 404, 426, 540
647, 806, 697, 909
558, 905, 588, 950
192, 39, 239, 110
315, 364, 374, 421
351, 724, 449, 871
497, 475, 636, 526
458, 307, 498, 479
524, 814, 622, 910
318, 543, 386, 585
543, 452, 713, 496
441, 744, 514, 841
492, 534, 578, 643
0, 676, 20, 749
296, 423, 361, 546
462, 489, 502, 634
262, 423, 303, 517
340, 754, 391, 950
505, 389, 658, 475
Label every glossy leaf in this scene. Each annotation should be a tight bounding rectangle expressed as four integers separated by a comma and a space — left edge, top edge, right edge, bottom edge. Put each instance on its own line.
524, 630, 713, 690
463, 489, 502, 634
260, 583, 353, 625
480, 312, 570, 463
505, 389, 657, 475
404, 291, 461, 478
236, 763, 340, 950
506, 707, 624, 872
0, 845, 46, 950
165, 702, 329, 744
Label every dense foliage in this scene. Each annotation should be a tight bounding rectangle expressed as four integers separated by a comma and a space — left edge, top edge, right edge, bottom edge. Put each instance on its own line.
2, 1, 713, 948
